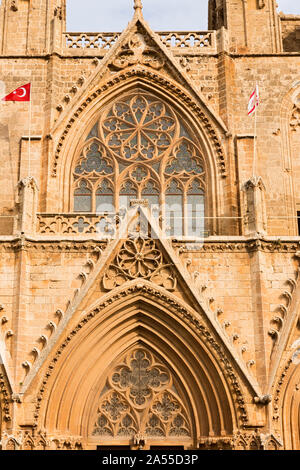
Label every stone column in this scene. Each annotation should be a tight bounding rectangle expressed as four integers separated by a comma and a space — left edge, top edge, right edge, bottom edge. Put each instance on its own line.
242, 176, 267, 237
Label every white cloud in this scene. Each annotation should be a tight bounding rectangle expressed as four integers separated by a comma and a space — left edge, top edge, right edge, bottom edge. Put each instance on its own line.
66, 0, 299, 32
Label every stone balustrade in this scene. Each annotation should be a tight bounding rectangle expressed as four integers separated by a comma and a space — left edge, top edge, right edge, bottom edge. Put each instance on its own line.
63, 30, 217, 54
157, 30, 216, 52
64, 32, 121, 52
36, 213, 119, 236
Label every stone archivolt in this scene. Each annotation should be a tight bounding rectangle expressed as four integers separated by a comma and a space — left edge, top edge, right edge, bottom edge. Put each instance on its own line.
32, 280, 249, 442
272, 353, 300, 449
53, 72, 227, 179
0, 372, 11, 423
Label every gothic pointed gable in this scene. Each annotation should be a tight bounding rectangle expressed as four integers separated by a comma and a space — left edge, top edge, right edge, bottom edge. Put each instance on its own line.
0, 335, 13, 393
267, 271, 300, 394
57, 5, 227, 133
50, 4, 228, 181
20, 205, 261, 403
102, 236, 178, 293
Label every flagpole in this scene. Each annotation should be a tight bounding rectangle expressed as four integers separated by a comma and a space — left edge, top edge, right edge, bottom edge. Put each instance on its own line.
28, 89, 32, 177
2, 83, 32, 176
253, 101, 257, 178
252, 83, 258, 179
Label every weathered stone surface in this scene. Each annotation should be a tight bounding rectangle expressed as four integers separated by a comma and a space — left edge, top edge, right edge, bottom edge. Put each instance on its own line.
0, 0, 299, 451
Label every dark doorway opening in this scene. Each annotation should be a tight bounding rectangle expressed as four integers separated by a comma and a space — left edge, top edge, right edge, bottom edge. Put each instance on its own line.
150, 446, 185, 450
97, 445, 131, 450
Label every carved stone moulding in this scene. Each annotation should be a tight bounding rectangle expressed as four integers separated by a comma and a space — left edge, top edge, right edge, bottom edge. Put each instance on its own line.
33, 281, 248, 427
0, 373, 12, 422
1, 430, 82, 450
52, 68, 227, 178
290, 105, 300, 132
197, 430, 281, 450
0, 238, 108, 253
1, 236, 300, 254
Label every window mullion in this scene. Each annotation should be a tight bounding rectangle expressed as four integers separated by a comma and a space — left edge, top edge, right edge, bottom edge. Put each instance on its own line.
92, 184, 96, 213
183, 191, 188, 237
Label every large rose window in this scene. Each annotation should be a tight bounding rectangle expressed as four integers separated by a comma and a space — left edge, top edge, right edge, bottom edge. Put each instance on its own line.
72, 92, 207, 237
102, 95, 176, 161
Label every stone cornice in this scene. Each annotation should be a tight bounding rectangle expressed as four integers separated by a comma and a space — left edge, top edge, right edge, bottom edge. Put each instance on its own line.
0, 51, 299, 60
0, 236, 299, 253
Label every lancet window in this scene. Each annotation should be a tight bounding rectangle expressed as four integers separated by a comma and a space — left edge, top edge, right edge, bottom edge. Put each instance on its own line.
72, 93, 207, 237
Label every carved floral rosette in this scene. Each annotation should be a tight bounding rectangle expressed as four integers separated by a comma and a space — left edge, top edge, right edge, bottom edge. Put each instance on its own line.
103, 237, 177, 291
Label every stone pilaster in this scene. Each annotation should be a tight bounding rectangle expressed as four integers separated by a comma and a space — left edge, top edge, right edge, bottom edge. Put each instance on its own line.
17, 177, 38, 236
242, 176, 267, 237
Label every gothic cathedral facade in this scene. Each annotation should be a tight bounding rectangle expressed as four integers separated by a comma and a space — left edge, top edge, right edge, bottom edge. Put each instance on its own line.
0, 0, 299, 451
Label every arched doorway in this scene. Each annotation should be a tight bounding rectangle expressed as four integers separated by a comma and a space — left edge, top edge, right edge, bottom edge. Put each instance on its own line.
281, 363, 300, 449
35, 289, 239, 449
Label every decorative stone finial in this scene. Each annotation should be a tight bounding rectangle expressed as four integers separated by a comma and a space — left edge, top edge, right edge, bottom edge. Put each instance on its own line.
134, 0, 143, 14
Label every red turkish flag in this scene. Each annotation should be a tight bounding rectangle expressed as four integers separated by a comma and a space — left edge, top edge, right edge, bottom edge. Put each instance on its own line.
2, 83, 31, 101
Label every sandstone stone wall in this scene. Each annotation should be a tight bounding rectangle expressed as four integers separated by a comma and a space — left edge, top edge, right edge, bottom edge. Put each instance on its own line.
280, 15, 300, 52
0, 0, 299, 451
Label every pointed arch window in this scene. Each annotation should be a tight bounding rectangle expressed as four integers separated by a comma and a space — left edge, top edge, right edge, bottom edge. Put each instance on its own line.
72, 92, 208, 237
74, 180, 92, 212
141, 180, 160, 215
119, 180, 138, 210
187, 179, 205, 237
165, 180, 183, 237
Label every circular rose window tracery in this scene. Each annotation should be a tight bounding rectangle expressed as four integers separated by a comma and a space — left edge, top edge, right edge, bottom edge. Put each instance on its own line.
101, 95, 177, 161
72, 93, 207, 237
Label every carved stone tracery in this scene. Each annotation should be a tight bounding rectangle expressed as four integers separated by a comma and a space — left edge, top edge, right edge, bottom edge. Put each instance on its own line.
72, 92, 206, 236
101, 94, 177, 162
111, 30, 165, 71
290, 105, 300, 131
53, 68, 226, 178
92, 348, 191, 439
103, 236, 177, 290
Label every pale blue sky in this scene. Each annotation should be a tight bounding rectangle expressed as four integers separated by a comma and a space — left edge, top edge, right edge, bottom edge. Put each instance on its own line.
66, 0, 299, 32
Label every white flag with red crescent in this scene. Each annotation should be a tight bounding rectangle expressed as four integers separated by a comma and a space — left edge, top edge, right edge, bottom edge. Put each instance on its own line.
248, 84, 259, 116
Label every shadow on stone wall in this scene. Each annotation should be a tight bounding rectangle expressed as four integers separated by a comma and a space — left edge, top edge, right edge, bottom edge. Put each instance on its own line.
283, 31, 300, 52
